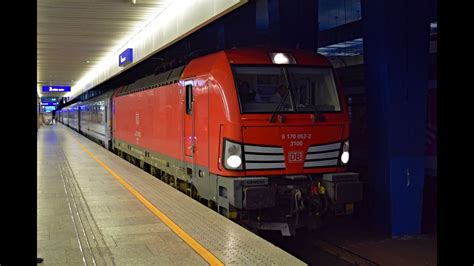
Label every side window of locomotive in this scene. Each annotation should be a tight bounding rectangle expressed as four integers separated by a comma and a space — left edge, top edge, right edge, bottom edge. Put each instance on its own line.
186, 84, 193, 115
287, 67, 341, 112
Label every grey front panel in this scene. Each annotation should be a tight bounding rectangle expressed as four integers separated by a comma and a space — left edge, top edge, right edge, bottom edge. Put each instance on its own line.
217, 176, 269, 209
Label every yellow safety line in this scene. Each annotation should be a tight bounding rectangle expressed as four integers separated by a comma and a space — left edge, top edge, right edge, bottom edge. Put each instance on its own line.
69, 134, 224, 266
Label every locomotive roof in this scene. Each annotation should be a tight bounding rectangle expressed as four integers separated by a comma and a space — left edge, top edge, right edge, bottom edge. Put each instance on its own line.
180, 47, 334, 80
222, 47, 333, 66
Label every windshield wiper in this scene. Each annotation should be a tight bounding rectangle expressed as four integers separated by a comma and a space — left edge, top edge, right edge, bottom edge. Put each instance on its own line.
269, 90, 290, 123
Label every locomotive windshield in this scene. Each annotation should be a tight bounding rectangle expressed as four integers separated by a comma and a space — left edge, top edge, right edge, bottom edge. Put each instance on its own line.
232, 66, 293, 113
232, 66, 341, 113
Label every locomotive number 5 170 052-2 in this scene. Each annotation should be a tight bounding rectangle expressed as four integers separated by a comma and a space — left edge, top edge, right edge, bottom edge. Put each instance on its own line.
281, 133, 312, 140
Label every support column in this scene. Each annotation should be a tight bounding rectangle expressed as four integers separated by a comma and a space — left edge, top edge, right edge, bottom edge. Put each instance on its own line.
361, 0, 431, 236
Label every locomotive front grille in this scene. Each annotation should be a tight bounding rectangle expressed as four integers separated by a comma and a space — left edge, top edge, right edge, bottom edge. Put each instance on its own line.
304, 142, 341, 168
243, 142, 343, 170
244, 144, 285, 170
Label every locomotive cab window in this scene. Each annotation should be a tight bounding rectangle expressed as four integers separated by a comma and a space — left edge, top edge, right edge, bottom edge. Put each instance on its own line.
232, 66, 293, 113
232, 65, 341, 114
186, 84, 193, 115
287, 67, 341, 112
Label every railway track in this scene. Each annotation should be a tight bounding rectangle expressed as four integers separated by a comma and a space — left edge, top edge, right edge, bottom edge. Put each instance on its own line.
258, 228, 380, 266
312, 238, 379, 266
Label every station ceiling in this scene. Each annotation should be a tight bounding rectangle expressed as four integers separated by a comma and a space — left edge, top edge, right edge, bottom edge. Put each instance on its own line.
38, 0, 172, 98
38, 0, 245, 101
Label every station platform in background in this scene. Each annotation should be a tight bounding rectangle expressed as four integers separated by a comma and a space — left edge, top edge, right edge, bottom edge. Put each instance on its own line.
37, 124, 304, 265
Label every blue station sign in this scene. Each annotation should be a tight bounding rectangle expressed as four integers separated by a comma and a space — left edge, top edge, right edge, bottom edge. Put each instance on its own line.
42, 85, 71, 92
119, 48, 133, 67
42, 106, 56, 113
41, 102, 58, 106
41, 97, 58, 103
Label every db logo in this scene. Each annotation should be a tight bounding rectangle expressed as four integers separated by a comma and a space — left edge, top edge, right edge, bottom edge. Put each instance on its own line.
288, 151, 303, 163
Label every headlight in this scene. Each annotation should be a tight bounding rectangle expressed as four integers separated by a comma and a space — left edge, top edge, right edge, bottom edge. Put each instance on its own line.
269, 52, 296, 64
223, 139, 243, 170
227, 155, 242, 168
340, 140, 350, 164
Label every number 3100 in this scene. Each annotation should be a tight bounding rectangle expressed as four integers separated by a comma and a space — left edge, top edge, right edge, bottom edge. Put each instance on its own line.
290, 141, 303, 147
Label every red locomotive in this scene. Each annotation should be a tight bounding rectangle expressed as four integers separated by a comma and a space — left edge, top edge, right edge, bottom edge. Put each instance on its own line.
60, 48, 363, 235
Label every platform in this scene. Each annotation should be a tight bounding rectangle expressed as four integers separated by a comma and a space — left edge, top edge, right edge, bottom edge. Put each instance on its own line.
37, 124, 304, 265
